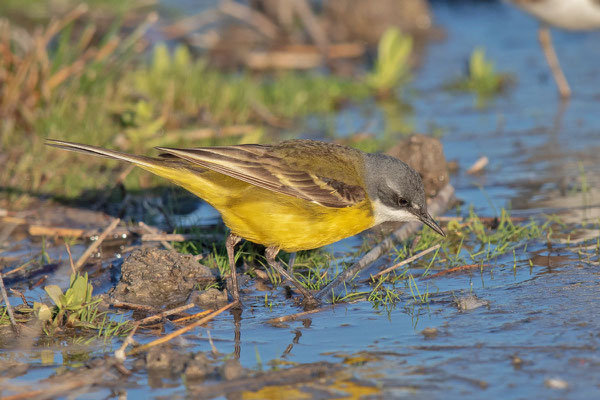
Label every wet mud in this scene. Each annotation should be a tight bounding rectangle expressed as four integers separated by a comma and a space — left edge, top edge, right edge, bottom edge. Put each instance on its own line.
109, 248, 217, 307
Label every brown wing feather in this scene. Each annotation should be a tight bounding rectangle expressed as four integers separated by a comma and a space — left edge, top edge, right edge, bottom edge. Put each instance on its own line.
156, 140, 366, 208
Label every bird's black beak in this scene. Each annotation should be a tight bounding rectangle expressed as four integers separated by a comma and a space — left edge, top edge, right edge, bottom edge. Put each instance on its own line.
419, 212, 446, 237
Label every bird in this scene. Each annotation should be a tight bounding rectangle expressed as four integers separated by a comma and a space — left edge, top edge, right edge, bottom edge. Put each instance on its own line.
508, 0, 600, 98
46, 139, 445, 306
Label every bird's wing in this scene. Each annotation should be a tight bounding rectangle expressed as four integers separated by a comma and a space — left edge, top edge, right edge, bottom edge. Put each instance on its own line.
156, 141, 366, 208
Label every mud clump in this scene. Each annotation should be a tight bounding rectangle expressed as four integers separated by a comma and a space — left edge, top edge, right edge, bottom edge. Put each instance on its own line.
191, 287, 229, 309
220, 359, 245, 381
387, 134, 449, 197
146, 345, 187, 374
185, 353, 213, 381
109, 248, 217, 307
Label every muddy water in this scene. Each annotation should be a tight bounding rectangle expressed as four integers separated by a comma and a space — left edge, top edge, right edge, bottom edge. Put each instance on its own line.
2, 1, 600, 398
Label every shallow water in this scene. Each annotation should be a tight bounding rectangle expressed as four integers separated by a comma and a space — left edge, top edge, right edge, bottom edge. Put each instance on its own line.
2, 1, 600, 398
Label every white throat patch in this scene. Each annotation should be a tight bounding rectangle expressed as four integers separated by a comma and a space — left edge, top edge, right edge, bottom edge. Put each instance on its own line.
372, 199, 420, 225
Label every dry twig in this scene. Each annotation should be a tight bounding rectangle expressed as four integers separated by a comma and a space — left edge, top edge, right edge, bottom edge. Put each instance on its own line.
466, 156, 489, 174
74, 218, 120, 271
172, 309, 213, 324
9, 288, 29, 306
369, 244, 441, 281
426, 263, 491, 279
137, 303, 195, 325
291, 0, 329, 53
267, 307, 330, 324
65, 242, 76, 274
141, 232, 219, 243
28, 225, 85, 238
161, 8, 221, 39
219, 0, 279, 39
128, 301, 238, 355
138, 221, 174, 251
108, 299, 159, 313
0, 272, 18, 333
114, 321, 140, 362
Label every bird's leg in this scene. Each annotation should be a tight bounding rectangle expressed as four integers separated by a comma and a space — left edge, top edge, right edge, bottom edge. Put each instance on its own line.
226, 233, 242, 303
538, 26, 571, 99
232, 307, 242, 359
287, 252, 297, 273
265, 246, 318, 306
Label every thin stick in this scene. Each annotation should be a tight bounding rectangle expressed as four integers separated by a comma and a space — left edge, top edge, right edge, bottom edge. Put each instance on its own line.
9, 288, 29, 306
315, 184, 454, 300
114, 321, 140, 361
3, 259, 35, 276
370, 244, 441, 280
74, 218, 120, 271
137, 303, 195, 325
141, 233, 219, 242
139, 222, 174, 251
128, 301, 238, 355
291, 0, 329, 54
426, 264, 491, 279
206, 330, 218, 355
0, 221, 19, 245
161, 8, 221, 40
172, 309, 212, 323
267, 307, 329, 324
65, 242, 75, 274
109, 299, 159, 313
0, 272, 18, 333
466, 156, 489, 175
219, 0, 279, 39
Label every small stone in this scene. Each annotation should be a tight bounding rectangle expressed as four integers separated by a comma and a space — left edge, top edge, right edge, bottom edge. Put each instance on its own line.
455, 295, 489, 311
420, 327, 439, 338
545, 378, 568, 390
192, 288, 229, 308
511, 355, 524, 370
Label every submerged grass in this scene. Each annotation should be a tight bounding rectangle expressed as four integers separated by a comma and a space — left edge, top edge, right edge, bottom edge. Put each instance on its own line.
349, 207, 570, 309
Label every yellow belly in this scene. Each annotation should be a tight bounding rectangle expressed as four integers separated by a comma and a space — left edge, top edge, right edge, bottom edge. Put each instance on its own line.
144, 165, 375, 252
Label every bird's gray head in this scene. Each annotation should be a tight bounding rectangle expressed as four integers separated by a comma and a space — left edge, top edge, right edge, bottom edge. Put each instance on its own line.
363, 153, 445, 237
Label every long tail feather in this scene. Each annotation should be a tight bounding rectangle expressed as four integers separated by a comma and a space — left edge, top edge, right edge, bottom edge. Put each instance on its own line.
45, 139, 159, 168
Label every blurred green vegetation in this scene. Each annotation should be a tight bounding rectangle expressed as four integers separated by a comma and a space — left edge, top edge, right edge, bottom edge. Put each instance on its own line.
0, 15, 378, 204
447, 47, 510, 107
367, 27, 413, 95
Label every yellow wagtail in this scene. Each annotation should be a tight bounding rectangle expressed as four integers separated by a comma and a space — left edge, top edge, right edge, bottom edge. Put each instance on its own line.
47, 139, 445, 305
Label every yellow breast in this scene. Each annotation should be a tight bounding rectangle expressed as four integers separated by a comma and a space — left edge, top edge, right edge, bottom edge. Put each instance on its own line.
144, 165, 376, 252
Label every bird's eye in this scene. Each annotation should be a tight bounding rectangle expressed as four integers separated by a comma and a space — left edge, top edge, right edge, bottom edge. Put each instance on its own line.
397, 197, 409, 207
